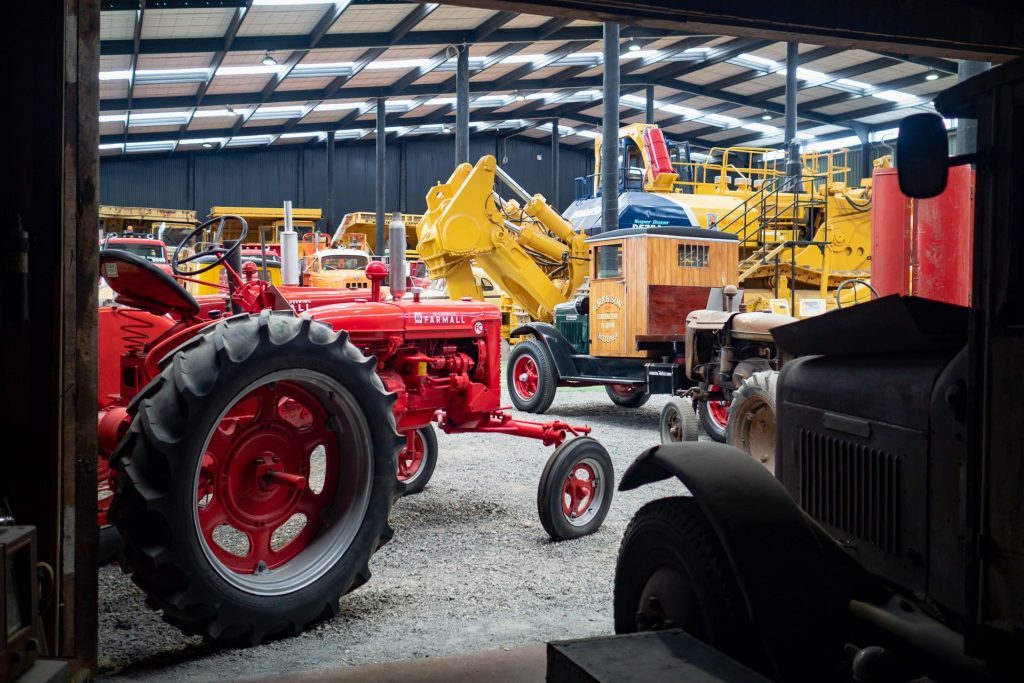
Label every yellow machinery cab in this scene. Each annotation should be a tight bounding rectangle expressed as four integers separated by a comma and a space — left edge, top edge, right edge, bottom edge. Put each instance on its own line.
585, 226, 739, 358
301, 248, 373, 290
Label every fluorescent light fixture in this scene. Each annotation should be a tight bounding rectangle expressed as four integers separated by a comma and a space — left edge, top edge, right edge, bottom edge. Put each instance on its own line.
684, 47, 712, 53
742, 122, 780, 135
99, 70, 132, 81
577, 130, 601, 139
216, 65, 285, 76
737, 53, 778, 68
128, 111, 191, 126
292, 61, 355, 78
179, 137, 227, 147
227, 135, 275, 147
314, 102, 365, 111
703, 113, 740, 125
872, 90, 918, 103
252, 0, 340, 5
279, 132, 324, 139
622, 50, 661, 60
249, 105, 306, 120
135, 68, 209, 85
99, 143, 124, 150
365, 58, 433, 70
795, 131, 816, 140
796, 67, 828, 82
526, 92, 557, 100
500, 53, 546, 65
427, 96, 457, 106
125, 140, 177, 153
193, 108, 247, 118
663, 103, 699, 118
334, 129, 367, 140
99, 113, 127, 123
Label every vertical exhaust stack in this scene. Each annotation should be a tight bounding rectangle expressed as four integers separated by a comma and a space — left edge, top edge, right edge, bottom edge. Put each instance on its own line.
281, 200, 299, 285
389, 212, 406, 300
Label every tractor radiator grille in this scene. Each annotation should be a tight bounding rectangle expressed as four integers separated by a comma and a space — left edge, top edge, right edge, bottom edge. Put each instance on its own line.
798, 429, 901, 555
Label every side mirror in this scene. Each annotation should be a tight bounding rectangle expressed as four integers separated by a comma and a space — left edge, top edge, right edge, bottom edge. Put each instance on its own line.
897, 113, 949, 198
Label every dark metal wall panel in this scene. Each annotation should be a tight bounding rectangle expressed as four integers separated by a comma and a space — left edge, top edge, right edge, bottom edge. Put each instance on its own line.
499, 137, 593, 212
401, 137, 497, 214
304, 142, 401, 231
193, 149, 301, 218
99, 156, 189, 209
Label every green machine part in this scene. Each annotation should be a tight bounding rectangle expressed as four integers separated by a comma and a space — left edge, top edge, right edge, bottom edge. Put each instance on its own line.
553, 300, 589, 355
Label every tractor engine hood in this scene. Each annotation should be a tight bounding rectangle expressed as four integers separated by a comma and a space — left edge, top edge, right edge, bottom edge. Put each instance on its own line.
306, 298, 500, 342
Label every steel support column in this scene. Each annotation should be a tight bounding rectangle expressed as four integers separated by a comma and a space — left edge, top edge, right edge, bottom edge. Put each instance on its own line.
645, 84, 655, 125
456, 43, 470, 164
325, 131, 335, 233
785, 41, 802, 183
956, 60, 990, 154
375, 97, 386, 257
551, 117, 561, 208
602, 22, 620, 232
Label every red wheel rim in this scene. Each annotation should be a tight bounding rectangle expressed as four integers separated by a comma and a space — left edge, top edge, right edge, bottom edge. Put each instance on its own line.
198, 380, 341, 575
561, 460, 602, 525
610, 384, 638, 397
512, 355, 539, 400
707, 386, 730, 427
396, 430, 425, 482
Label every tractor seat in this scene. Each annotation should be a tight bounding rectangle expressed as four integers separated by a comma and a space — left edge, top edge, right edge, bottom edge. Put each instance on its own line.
99, 249, 200, 318
729, 311, 796, 341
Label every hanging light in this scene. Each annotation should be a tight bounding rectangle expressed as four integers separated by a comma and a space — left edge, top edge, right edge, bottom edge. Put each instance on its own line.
761, 111, 772, 121
202, 142, 214, 148
628, 40, 641, 52
513, 91, 526, 102
925, 71, 939, 81
262, 51, 278, 66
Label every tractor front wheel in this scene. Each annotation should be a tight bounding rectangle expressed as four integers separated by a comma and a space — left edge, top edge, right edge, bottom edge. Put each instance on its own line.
605, 384, 651, 408
537, 437, 613, 541
725, 371, 779, 472
396, 425, 438, 496
660, 398, 699, 444
110, 311, 400, 646
696, 388, 729, 443
507, 339, 557, 414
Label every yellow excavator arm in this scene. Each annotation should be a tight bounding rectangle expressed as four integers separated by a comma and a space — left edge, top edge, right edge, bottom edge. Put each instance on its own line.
416, 155, 589, 322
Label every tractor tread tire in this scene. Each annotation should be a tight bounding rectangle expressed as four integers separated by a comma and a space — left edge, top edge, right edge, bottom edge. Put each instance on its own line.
507, 339, 557, 414
725, 370, 779, 471
614, 497, 762, 670
659, 398, 700, 444
110, 311, 401, 646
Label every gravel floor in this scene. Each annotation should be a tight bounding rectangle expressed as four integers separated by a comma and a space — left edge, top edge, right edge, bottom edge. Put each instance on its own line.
98, 383, 709, 681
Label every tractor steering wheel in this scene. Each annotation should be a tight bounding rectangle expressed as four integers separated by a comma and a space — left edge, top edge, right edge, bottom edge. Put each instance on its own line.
172, 215, 249, 276
835, 278, 879, 308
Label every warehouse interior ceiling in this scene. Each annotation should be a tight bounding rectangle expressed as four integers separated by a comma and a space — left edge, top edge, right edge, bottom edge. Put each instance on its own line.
100, 0, 964, 159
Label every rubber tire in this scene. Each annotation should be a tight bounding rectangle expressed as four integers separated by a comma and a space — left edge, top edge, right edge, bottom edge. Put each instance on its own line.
725, 371, 779, 472
110, 311, 401, 646
605, 384, 651, 408
506, 339, 557, 414
398, 425, 438, 496
537, 437, 613, 541
659, 398, 699, 444
697, 399, 728, 443
98, 525, 123, 566
614, 497, 762, 671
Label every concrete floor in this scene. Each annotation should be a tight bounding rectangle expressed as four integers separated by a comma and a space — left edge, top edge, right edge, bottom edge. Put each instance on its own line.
98, 383, 703, 681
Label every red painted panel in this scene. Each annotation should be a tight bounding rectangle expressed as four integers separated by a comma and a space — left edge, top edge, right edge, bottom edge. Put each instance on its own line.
648, 285, 712, 335
643, 127, 674, 179
871, 167, 912, 297
913, 165, 974, 307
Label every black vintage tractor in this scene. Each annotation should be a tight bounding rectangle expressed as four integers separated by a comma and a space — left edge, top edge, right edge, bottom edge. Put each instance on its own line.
611, 60, 1024, 682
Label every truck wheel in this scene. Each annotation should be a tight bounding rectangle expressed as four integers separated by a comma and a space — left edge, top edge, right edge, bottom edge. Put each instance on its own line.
537, 437, 613, 541
660, 398, 699, 444
110, 311, 401, 646
396, 425, 437, 496
605, 384, 651, 408
614, 497, 761, 670
507, 339, 557, 414
725, 371, 778, 471
696, 388, 729, 443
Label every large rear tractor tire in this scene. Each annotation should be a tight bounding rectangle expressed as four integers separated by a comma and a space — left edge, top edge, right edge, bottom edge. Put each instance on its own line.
614, 497, 763, 671
537, 437, 614, 541
396, 425, 438, 496
696, 388, 729, 443
725, 371, 778, 472
110, 311, 401, 646
659, 398, 699, 444
507, 339, 557, 414
605, 384, 651, 408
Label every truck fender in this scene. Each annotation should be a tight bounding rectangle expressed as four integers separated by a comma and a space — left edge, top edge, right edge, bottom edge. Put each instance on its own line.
620, 442, 881, 680
510, 322, 580, 380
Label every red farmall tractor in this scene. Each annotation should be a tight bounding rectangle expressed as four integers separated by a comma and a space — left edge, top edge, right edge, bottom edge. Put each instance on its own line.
97, 216, 612, 645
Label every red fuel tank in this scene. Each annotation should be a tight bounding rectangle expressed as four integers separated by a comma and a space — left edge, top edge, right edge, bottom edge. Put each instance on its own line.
912, 165, 974, 307
871, 167, 912, 297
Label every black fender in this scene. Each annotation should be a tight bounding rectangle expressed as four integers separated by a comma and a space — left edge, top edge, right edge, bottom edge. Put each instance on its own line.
510, 322, 580, 380
620, 442, 883, 681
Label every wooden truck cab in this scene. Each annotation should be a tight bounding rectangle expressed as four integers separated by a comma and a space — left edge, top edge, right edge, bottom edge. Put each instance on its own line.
586, 226, 739, 358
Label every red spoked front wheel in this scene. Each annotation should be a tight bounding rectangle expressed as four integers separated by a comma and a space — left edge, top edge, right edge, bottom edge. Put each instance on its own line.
395, 425, 438, 495
537, 437, 614, 541
697, 385, 730, 443
512, 354, 539, 400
